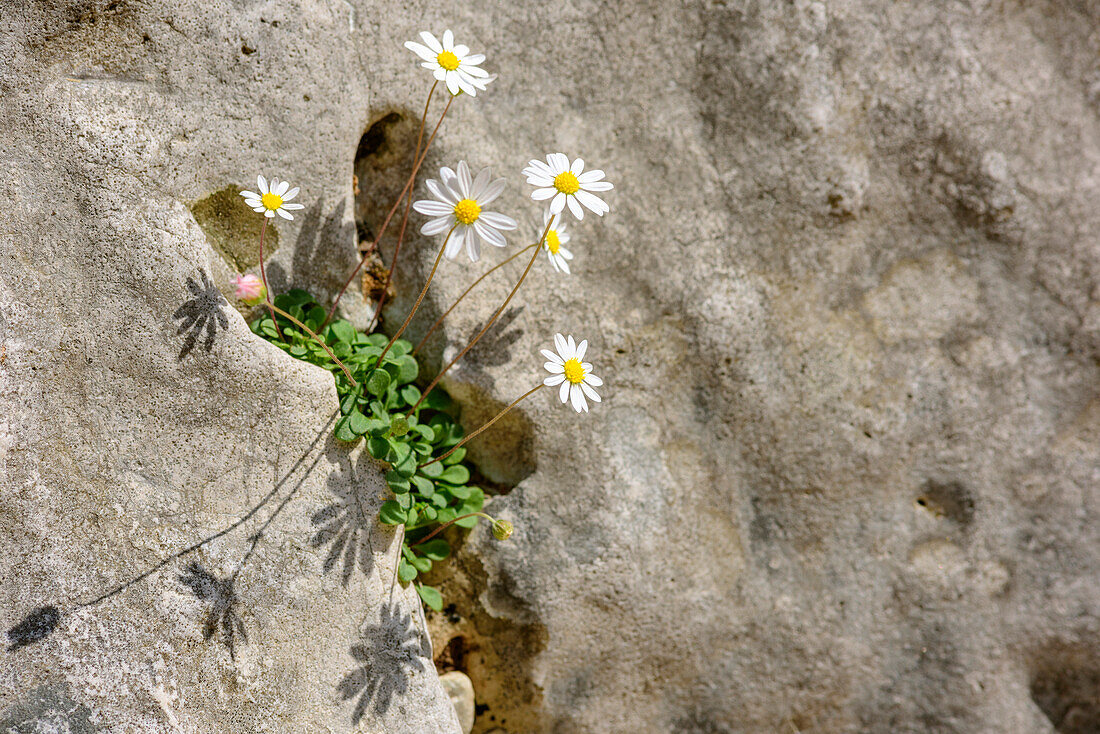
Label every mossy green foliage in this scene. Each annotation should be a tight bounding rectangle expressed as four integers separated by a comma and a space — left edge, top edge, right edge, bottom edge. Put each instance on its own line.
251, 289, 483, 610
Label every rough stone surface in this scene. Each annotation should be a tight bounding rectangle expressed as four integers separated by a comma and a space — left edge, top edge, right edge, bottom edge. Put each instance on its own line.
4, 1, 1100, 733
439, 671, 475, 734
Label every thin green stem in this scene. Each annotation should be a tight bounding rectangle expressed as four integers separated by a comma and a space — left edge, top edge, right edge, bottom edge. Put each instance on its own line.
325, 88, 453, 328
409, 512, 496, 548
376, 224, 457, 365
418, 384, 543, 468
257, 218, 285, 341
413, 242, 538, 355
268, 303, 357, 388
408, 216, 556, 415
369, 81, 440, 332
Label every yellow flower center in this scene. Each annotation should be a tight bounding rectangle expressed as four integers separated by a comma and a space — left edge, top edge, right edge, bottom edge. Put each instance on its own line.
261, 192, 283, 211
545, 229, 561, 254
453, 198, 481, 225
437, 51, 460, 71
563, 358, 585, 384
553, 171, 580, 195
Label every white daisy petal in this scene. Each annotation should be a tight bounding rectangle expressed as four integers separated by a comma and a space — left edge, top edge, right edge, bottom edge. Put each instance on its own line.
282, 202, 305, 210
585, 373, 603, 387
275, 180, 290, 196
426, 177, 458, 204
244, 198, 262, 208
257, 175, 268, 194
542, 349, 564, 364
559, 246, 574, 259
544, 373, 566, 386
559, 379, 571, 403
554, 333, 569, 355
420, 31, 443, 53
571, 158, 585, 175
550, 153, 570, 172
413, 199, 453, 217
433, 66, 448, 82
466, 229, 482, 261
580, 383, 601, 402
479, 211, 516, 230
277, 208, 293, 220
580, 180, 613, 192
474, 220, 506, 248
558, 258, 571, 274
470, 167, 491, 199
456, 76, 477, 97
264, 209, 275, 218
479, 178, 506, 205
532, 187, 557, 201
570, 384, 586, 412
252, 206, 266, 213
240, 190, 260, 200
575, 339, 588, 361
464, 53, 485, 65
567, 195, 584, 220
442, 29, 454, 51
456, 161, 472, 198
575, 190, 608, 214
550, 193, 567, 214
421, 216, 452, 236
578, 169, 605, 183
445, 72, 460, 96
453, 44, 469, 57
405, 41, 437, 62
445, 227, 466, 260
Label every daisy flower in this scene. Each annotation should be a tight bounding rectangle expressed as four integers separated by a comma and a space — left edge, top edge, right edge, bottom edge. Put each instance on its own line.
541, 211, 574, 274
232, 273, 266, 305
542, 333, 603, 413
404, 30, 492, 97
239, 176, 305, 220
523, 154, 612, 221
412, 161, 517, 262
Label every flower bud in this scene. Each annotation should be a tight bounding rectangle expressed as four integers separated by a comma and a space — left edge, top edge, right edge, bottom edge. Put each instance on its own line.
491, 519, 513, 541
233, 273, 266, 305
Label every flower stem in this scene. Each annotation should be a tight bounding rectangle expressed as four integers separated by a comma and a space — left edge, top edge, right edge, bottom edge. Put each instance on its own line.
324, 87, 452, 329
409, 512, 497, 547
419, 384, 543, 468
369, 81, 439, 332
268, 303, 357, 388
408, 216, 556, 415
257, 218, 285, 342
413, 242, 538, 355
375, 224, 457, 365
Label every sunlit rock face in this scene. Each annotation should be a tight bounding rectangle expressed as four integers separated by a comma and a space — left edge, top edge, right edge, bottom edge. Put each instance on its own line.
3, 1, 1100, 733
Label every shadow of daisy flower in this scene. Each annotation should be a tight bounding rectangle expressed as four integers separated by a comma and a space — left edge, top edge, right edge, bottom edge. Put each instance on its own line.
173, 269, 229, 359
337, 602, 430, 723
310, 452, 383, 586
179, 561, 248, 660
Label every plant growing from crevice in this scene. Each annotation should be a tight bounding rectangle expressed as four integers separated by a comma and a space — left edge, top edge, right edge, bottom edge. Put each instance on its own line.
235, 28, 613, 612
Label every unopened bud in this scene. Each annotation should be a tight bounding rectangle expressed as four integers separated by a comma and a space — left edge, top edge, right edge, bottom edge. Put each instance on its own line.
233, 273, 266, 305
491, 519, 513, 541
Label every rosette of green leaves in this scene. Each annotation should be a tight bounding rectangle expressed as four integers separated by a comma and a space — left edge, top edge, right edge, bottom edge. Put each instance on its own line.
250, 289, 484, 610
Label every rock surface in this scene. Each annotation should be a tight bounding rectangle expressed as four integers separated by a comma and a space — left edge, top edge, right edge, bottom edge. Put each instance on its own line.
4, 1, 1100, 733
439, 671, 475, 734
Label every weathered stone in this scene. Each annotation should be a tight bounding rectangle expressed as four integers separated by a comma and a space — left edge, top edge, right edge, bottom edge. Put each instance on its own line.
4, 0, 1100, 733
439, 671, 475, 734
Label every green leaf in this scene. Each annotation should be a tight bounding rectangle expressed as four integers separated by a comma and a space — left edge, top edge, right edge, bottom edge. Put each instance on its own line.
334, 415, 359, 443
366, 368, 391, 396
439, 465, 469, 484
419, 460, 443, 479
421, 506, 438, 522
441, 446, 465, 464
379, 500, 406, 525
366, 418, 391, 437
394, 448, 418, 479
385, 471, 410, 494
395, 491, 413, 509
411, 476, 434, 496
418, 539, 451, 561
429, 492, 448, 508
367, 437, 389, 459
389, 439, 411, 466
348, 409, 370, 436
401, 385, 422, 407
411, 422, 434, 442
393, 355, 419, 384
339, 390, 360, 415
405, 507, 419, 525
416, 584, 443, 611
422, 390, 453, 411
329, 320, 356, 345
445, 484, 472, 499
398, 559, 418, 583
410, 555, 432, 573
367, 333, 388, 347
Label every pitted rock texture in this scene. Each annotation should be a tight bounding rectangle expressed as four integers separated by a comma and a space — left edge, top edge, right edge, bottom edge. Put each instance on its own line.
3, 1, 1100, 733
